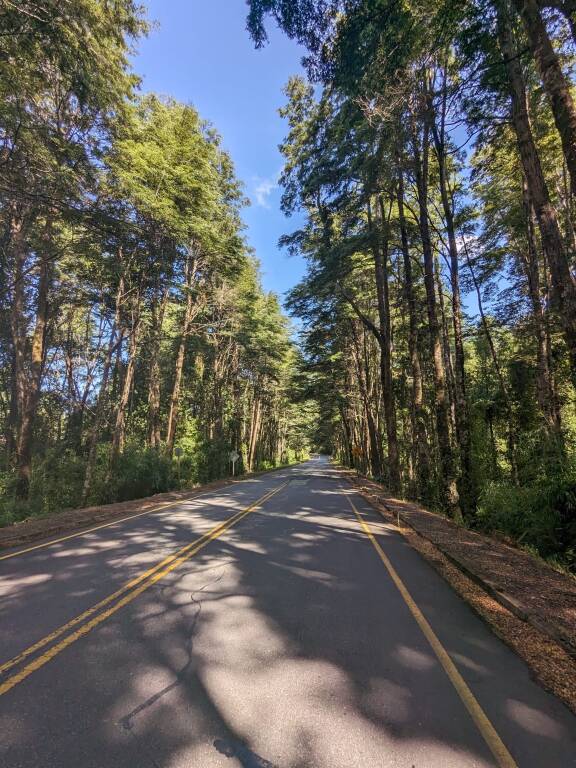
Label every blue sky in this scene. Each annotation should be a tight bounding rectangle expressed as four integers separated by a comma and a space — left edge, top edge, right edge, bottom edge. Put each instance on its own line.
131, 0, 307, 300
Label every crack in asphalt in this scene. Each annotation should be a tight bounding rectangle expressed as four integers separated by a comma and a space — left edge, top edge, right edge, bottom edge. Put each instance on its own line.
214, 737, 279, 767
117, 567, 227, 766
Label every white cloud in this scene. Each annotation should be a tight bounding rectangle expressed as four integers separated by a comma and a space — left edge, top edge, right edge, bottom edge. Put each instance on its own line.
252, 175, 278, 208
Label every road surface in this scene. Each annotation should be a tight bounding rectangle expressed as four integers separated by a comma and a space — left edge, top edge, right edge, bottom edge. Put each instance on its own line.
1, 457, 575, 767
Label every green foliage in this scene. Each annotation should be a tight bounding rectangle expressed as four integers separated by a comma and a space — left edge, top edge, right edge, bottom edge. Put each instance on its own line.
0, 444, 175, 522
106, 446, 174, 502
477, 477, 576, 569
0, 5, 316, 525
28, 449, 87, 515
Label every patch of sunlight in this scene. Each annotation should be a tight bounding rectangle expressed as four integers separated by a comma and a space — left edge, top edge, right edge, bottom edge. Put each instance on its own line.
505, 699, 565, 738
393, 644, 436, 671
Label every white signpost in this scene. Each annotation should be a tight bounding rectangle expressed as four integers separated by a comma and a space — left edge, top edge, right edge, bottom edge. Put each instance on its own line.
229, 450, 240, 476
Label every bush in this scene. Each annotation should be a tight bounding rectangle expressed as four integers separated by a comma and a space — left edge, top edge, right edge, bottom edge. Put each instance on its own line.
106, 445, 174, 502
0, 469, 21, 526
0, 449, 86, 525
476, 476, 576, 569
0, 444, 177, 527
188, 435, 234, 484
29, 448, 86, 514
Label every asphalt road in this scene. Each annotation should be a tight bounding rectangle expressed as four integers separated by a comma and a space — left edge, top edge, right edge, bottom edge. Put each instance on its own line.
1, 457, 576, 768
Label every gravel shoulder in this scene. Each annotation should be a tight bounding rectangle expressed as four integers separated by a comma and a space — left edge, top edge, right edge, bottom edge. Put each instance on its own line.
0, 463, 299, 551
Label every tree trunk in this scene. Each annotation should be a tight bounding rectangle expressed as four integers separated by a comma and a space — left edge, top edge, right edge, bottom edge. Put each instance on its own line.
435, 254, 458, 439
430, 88, 474, 513
369, 197, 401, 493
497, 3, 576, 386
19, 252, 51, 467
166, 254, 198, 456
111, 302, 141, 463
397, 165, 431, 501
5, 352, 18, 464
513, 0, 576, 195
411, 114, 461, 519
82, 270, 126, 505
462, 238, 519, 484
247, 394, 262, 472
520, 180, 564, 443
231, 345, 245, 472
11, 218, 52, 499
147, 288, 168, 449
350, 319, 382, 478
362, 322, 383, 479
338, 402, 355, 467
9, 210, 28, 493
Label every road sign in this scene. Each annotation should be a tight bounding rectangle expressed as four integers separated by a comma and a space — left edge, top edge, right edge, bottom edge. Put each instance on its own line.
174, 447, 183, 457
229, 450, 240, 476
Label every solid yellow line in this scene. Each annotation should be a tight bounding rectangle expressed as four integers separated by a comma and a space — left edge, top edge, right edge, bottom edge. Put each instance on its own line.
345, 493, 517, 768
0, 491, 219, 562
0, 482, 287, 689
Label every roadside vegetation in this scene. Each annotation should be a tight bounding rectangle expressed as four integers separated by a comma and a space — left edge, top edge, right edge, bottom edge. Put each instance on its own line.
247, 0, 576, 570
3, 2, 576, 573
0, 2, 316, 526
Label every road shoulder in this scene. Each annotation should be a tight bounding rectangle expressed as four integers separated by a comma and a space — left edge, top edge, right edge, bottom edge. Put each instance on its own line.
339, 466, 576, 715
0, 463, 301, 552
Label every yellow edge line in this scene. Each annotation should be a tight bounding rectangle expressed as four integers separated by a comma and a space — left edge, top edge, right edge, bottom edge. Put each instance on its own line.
1, 467, 301, 562
0, 482, 287, 687
0, 490, 221, 562
345, 492, 517, 768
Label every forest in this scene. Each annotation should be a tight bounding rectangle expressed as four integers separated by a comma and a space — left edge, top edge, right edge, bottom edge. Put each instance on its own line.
247, 0, 576, 570
2, 1, 576, 573
0, 2, 315, 525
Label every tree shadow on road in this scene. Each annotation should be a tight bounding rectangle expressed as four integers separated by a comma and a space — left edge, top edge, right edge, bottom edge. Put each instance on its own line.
1, 466, 576, 767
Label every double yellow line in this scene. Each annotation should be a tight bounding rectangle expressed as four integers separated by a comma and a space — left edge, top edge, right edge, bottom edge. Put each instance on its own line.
0, 481, 288, 698
0, 489, 219, 562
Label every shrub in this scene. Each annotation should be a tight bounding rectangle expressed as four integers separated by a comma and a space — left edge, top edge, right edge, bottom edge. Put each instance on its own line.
28, 448, 86, 514
0, 444, 178, 527
476, 476, 576, 569
106, 445, 174, 502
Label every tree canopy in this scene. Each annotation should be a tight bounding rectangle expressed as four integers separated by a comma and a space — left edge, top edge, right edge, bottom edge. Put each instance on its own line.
247, 0, 576, 567
0, 1, 316, 521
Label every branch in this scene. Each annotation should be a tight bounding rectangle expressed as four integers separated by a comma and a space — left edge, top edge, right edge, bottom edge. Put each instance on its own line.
335, 281, 382, 343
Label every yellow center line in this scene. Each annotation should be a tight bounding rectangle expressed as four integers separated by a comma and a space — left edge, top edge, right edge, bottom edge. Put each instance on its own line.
344, 491, 517, 768
0, 481, 288, 696
0, 483, 251, 562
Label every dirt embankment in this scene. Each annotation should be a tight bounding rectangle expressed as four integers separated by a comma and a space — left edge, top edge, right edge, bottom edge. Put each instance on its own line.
0, 464, 299, 551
